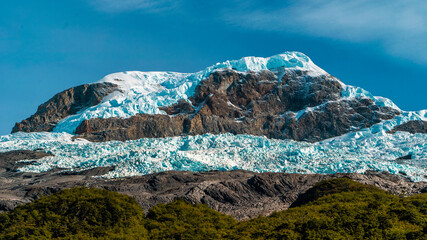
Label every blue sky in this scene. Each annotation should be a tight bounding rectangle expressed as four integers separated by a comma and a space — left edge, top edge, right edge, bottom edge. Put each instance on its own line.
0, 0, 426, 135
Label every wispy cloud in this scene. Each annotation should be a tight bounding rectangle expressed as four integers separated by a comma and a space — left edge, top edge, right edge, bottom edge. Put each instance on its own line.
222, 0, 427, 64
88, 0, 180, 13
87, 0, 427, 64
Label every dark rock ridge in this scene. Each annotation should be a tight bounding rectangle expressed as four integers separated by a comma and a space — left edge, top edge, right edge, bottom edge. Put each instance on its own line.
396, 154, 412, 160
388, 120, 427, 134
0, 150, 53, 172
0, 150, 425, 220
0, 150, 52, 162
12, 82, 119, 133
76, 69, 399, 142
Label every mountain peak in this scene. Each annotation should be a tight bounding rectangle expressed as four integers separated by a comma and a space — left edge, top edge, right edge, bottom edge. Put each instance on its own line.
13, 52, 403, 136
4, 52, 427, 181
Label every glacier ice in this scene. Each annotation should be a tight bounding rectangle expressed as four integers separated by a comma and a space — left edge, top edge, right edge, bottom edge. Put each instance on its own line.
1, 110, 426, 181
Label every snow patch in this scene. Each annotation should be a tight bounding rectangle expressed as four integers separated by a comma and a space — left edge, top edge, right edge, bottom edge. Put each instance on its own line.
340, 84, 400, 110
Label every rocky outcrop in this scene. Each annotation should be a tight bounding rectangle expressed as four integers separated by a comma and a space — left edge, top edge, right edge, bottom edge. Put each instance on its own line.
75, 114, 188, 141
76, 69, 399, 142
0, 150, 52, 162
388, 120, 427, 134
0, 150, 54, 210
0, 150, 52, 172
12, 83, 119, 133
396, 154, 412, 160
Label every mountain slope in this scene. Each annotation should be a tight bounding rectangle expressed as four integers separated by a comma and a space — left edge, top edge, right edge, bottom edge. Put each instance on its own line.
2, 52, 426, 181
12, 52, 401, 142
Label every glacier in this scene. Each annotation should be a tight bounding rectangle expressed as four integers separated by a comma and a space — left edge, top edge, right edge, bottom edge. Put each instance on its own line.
1, 110, 426, 181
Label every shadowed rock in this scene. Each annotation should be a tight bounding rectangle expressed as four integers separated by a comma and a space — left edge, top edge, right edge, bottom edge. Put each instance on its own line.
58, 166, 116, 176
396, 154, 413, 160
388, 120, 427, 134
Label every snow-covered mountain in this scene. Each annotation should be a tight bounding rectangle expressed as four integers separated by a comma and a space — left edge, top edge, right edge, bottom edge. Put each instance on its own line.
3, 52, 426, 181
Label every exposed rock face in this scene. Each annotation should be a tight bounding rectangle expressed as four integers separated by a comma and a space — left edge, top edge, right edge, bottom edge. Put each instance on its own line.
0, 150, 52, 162
388, 120, 427, 134
12, 83, 118, 133
75, 114, 188, 141
396, 154, 412, 160
100, 171, 425, 220
76, 69, 399, 142
0, 150, 52, 172
0, 161, 425, 220
0, 150, 54, 210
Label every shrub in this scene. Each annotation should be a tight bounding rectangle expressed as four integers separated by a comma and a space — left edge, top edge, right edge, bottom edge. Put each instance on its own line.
0, 187, 147, 239
146, 199, 237, 239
